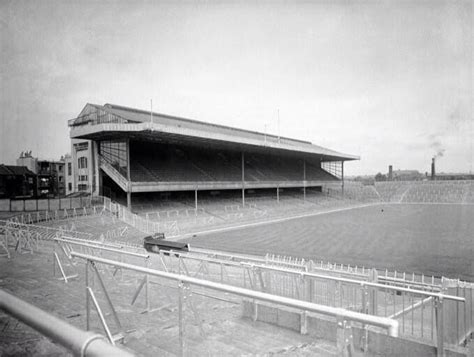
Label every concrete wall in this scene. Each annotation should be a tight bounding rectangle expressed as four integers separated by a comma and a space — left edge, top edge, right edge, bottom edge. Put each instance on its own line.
0, 197, 91, 212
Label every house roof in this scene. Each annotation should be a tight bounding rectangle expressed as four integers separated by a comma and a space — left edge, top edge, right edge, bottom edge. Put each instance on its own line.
0, 165, 36, 176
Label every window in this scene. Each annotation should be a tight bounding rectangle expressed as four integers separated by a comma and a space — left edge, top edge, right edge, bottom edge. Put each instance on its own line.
68, 183, 72, 191
78, 157, 88, 169
68, 163, 72, 176
78, 184, 87, 191
59, 176, 63, 182
78, 175, 88, 182
74, 142, 89, 151
59, 165, 63, 172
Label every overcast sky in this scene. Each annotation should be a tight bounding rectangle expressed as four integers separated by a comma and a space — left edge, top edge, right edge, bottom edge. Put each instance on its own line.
1, 0, 472, 175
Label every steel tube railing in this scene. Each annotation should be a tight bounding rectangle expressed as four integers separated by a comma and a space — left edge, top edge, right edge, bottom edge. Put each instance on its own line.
241, 262, 465, 302
71, 251, 399, 336
55, 237, 148, 258
0, 289, 133, 357
60, 235, 124, 249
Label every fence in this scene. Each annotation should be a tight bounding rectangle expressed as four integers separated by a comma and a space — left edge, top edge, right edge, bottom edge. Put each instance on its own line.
143, 208, 205, 221
4, 228, 471, 355
103, 196, 180, 236
6, 206, 105, 226
71, 251, 399, 356
147, 248, 471, 355
0, 219, 95, 259
442, 278, 474, 347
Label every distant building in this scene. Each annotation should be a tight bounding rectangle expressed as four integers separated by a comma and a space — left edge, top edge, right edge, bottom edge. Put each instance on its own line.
434, 173, 474, 181
70, 139, 93, 194
36, 160, 65, 197
0, 165, 36, 199
16, 151, 37, 173
391, 169, 423, 181
16, 152, 67, 197
65, 154, 74, 195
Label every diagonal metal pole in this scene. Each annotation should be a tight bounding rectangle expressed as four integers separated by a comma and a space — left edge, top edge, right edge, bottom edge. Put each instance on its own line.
90, 261, 122, 331
178, 280, 185, 357
86, 260, 90, 331
131, 276, 147, 306
87, 287, 115, 345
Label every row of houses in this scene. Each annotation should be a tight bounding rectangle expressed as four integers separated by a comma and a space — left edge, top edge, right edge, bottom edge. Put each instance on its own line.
0, 148, 91, 199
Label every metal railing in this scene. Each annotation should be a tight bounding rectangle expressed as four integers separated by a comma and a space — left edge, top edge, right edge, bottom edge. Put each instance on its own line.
55, 237, 148, 260
143, 249, 469, 356
0, 289, 134, 357
0, 219, 93, 241
6, 206, 103, 227
103, 196, 180, 236
71, 251, 399, 355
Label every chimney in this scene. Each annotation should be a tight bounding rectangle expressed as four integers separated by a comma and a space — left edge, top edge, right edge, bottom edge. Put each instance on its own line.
431, 157, 436, 180
388, 165, 393, 181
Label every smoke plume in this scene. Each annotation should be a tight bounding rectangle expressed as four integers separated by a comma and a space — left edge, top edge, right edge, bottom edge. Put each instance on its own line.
428, 134, 445, 160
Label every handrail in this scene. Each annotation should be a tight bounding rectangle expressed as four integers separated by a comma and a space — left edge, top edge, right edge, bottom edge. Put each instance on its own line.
0, 289, 134, 357
0, 220, 93, 239
99, 161, 129, 191
61, 235, 124, 249
55, 238, 149, 259
71, 252, 399, 337
241, 262, 465, 302
190, 247, 270, 264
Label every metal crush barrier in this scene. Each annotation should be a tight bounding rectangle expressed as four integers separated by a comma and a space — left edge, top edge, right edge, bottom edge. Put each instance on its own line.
0, 289, 134, 357
70, 251, 399, 356
145, 249, 470, 356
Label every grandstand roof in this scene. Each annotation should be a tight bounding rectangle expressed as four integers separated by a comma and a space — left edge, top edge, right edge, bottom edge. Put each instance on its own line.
69, 103, 359, 162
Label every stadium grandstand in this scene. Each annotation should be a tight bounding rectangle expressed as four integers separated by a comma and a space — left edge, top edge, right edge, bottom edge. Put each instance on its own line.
68, 103, 359, 209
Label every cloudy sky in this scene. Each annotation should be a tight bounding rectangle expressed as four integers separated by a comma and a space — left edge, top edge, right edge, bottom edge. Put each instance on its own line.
1, 0, 472, 175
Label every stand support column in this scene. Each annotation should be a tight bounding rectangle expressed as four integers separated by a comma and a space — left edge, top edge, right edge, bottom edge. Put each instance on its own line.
241, 152, 245, 207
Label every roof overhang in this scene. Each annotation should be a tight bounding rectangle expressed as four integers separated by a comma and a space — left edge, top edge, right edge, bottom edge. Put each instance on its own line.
71, 122, 359, 162
69, 103, 360, 162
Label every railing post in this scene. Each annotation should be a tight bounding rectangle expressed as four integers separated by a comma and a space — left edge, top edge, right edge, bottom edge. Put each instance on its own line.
435, 296, 444, 357
300, 310, 308, 334
336, 317, 354, 356
85, 260, 90, 331
145, 273, 150, 311
369, 268, 378, 315
178, 280, 185, 357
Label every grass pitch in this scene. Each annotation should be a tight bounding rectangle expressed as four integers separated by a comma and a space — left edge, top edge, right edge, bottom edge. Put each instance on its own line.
184, 203, 474, 281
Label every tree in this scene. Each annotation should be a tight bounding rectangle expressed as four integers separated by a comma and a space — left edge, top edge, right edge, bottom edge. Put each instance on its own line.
375, 172, 386, 182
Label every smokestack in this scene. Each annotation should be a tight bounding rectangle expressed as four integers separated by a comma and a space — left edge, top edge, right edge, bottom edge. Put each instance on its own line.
431, 157, 436, 180
388, 165, 393, 181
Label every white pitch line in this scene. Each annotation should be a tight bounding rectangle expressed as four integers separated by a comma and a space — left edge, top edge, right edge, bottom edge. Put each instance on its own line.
171, 202, 382, 239
390, 202, 474, 206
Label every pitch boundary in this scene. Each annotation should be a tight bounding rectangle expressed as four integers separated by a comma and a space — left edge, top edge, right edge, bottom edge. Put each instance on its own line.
173, 202, 383, 239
